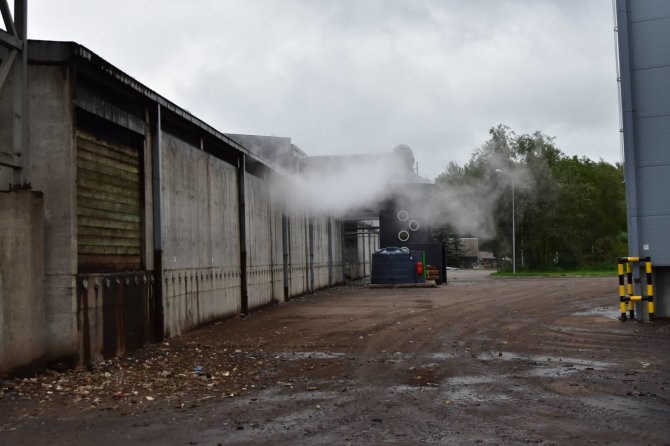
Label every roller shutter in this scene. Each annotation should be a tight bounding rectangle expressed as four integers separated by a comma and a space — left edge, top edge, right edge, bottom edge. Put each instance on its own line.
77, 131, 142, 272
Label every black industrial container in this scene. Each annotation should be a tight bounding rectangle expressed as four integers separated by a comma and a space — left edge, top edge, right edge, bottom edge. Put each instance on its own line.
371, 247, 425, 284
405, 242, 445, 284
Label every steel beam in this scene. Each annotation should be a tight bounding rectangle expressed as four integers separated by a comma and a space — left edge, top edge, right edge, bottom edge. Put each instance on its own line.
0, 0, 18, 37
0, 31, 21, 50
12, 0, 27, 186
0, 1, 28, 186
0, 47, 16, 88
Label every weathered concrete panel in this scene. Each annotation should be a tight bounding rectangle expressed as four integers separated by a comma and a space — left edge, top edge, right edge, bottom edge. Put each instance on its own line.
331, 219, 344, 283
161, 132, 241, 336
0, 191, 46, 375
246, 174, 275, 308
27, 66, 77, 277
43, 277, 77, 361
26, 66, 78, 362
270, 203, 285, 301
76, 272, 156, 363
312, 216, 330, 289
288, 214, 309, 296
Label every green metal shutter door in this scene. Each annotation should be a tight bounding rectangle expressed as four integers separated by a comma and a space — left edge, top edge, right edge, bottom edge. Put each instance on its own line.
77, 132, 142, 271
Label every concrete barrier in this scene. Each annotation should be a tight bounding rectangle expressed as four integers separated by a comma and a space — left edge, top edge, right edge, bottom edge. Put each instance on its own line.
0, 190, 46, 376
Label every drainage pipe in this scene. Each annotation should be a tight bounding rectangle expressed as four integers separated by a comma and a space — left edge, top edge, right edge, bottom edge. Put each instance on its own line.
238, 154, 248, 314
151, 104, 164, 340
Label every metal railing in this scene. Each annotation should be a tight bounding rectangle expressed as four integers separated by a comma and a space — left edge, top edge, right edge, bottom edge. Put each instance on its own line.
617, 256, 654, 321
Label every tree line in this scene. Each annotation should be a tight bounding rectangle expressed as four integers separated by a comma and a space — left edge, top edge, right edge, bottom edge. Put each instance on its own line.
433, 125, 627, 271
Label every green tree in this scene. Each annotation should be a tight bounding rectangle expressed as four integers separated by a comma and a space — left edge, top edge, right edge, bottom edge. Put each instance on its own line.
434, 125, 626, 271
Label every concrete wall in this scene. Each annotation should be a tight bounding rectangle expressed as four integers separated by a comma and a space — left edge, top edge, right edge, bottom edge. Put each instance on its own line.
161, 132, 241, 337
288, 213, 310, 295
312, 216, 329, 289
21, 66, 78, 365
0, 45, 357, 371
0, 191, 46, 375
246, 172, 283, 308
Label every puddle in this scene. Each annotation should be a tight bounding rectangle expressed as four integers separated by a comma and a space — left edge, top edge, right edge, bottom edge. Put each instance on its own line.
424, 352, 456, 360
443, 387, 512, 403
419, 362, 440, 369
447, 374, 506, 385
527, 366, 581, 378
389, 384, 440, 393
477, 351, 616, 369
572, 306, 620, 320
276, 351, 345, 360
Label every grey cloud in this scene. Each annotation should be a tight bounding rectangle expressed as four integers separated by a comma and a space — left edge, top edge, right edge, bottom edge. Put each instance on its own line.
29, 0, 620, 178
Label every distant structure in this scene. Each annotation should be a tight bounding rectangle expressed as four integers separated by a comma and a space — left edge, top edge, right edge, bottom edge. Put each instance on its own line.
615, 1, 670, 318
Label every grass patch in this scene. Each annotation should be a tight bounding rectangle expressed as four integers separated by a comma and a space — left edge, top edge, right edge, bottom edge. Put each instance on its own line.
491, 270, 616, 277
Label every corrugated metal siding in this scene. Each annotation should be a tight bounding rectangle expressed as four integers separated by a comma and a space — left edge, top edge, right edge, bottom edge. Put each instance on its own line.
77, 132, 142, 271
626, 0, 670, 265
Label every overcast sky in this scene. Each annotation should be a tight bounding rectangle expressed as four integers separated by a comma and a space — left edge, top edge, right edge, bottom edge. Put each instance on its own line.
27, 0, 621, 180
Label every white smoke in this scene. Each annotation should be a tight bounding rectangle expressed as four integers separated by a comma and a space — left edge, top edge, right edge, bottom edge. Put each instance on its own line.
431, 156, 534, 239
270, 154, 414, 217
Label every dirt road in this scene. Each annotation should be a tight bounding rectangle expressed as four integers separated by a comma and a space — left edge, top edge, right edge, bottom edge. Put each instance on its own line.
2, 271, 669, 445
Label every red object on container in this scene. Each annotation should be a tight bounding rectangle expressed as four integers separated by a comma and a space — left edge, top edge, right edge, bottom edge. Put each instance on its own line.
416, 261, 423, 275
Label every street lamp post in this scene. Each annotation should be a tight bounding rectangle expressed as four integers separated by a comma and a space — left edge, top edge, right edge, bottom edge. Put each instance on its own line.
495, 169, 516, 274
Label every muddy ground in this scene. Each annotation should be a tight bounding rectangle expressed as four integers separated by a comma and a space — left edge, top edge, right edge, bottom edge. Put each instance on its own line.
1, 270, 669, 445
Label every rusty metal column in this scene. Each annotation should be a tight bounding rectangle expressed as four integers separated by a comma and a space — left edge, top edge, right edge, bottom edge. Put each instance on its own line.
238, 154, 248, 314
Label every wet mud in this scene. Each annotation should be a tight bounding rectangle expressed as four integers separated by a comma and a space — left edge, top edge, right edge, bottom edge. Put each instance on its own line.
1, 271, 669, 445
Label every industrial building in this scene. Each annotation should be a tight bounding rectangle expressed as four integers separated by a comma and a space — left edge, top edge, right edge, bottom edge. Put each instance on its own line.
616, 0, 670, 318
0, 40, 394, 375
